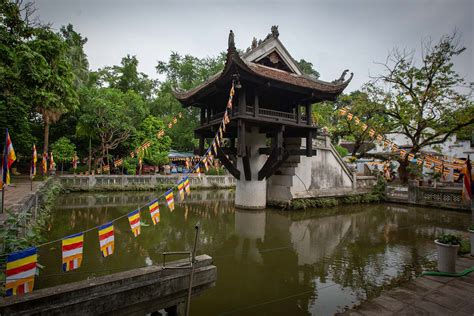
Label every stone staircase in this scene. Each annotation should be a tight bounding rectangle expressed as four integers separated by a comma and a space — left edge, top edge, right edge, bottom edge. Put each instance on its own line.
266, 136, 356, 202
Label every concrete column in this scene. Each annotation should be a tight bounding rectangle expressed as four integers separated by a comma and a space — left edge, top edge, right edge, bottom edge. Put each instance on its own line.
235, 127, 267, 209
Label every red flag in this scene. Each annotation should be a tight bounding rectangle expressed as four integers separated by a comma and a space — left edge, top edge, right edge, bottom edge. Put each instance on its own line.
462, 157, 472, 202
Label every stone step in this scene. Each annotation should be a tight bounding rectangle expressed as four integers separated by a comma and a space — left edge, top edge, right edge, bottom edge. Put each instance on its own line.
268, 174, 293, 186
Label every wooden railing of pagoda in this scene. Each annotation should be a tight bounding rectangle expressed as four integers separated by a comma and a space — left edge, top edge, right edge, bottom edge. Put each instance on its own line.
207, 106, 307, 125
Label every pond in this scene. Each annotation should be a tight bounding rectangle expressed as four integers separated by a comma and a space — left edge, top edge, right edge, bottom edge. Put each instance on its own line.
36, 190, 470, 315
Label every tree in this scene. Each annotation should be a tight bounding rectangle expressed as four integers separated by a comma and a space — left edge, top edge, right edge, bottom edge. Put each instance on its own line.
297, 59, 320, 79
133, 116, 172, 166
0, 0, 37, 155
77, 87, 148, 166
96, 55, 157, 101
154, 52, 226, 151
367, 32, 474, 182
51, 136, 76, 173
332, 91, 390, 157
60, 23, 89, 89
27, 27, 79, 155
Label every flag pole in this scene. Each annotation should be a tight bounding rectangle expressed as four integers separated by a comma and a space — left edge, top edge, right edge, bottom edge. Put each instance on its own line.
1, 128, 9, 214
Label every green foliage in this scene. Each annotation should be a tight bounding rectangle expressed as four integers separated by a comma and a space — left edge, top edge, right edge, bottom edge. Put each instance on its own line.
133, 116, 171, 166
367, 32, 473, 160
296, 59, 320, 79
154, 52, 226, 151
95, 55, 157, 100
51, 137, 76, 162
436, 234, 462, 246
205, 167, 226, 175
469, 224, 474, 231
123, 157, 138, 175
77, 87, 148, 160
334, 145, 349, 157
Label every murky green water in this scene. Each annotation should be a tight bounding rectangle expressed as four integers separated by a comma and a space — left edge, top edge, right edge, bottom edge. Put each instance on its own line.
37, 190, 470, 315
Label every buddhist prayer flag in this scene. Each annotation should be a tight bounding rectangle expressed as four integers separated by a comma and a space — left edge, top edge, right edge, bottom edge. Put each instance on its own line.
454, 172, 460, 181
184, 177, 191, 194
2, 128, 16, 186
219, 126, 224, 140
114, 159, 123, 167
361, 124, 368, 131
416, 158, 423, 166
178, 112, 183, 118
434, 165, 442, 173
203, 157, 209, 171
49, 152, 54, 171
223, 112, 230, 125
462, 157, 472, 202
399, 149, 406, 159
408, 153, 415, 161
212, 141, 218, 155
368, 129, 375, 138
376, 134, 384, 144
383, 139, 391, 149
148, 199, 160, 225
165, 189, 175, 211
98, 222, 114, 257
5, 247, 37, 296
72, 153, 78, 170
127, 209, 141, 237
425, 161, 433, 169
168, 122, 173, 129
346, 113, 353, 121
391, 144, 399, 152
62, 232, 84, 272
354, 117, 360, 125
178, 180, 185, 200
42, 152, 48, 175
31, 144, 37, 178
338, 107, 348, 116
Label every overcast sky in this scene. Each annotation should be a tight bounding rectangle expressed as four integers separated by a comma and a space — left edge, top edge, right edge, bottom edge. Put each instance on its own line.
34, 0, 473, 92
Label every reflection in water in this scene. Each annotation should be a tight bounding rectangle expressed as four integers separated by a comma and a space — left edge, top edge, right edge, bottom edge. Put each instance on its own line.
235, 210, 266, 264
37, 190, 470, 315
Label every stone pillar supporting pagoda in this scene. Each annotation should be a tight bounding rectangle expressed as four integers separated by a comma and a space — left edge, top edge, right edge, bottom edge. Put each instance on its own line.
173, 26, 352, 209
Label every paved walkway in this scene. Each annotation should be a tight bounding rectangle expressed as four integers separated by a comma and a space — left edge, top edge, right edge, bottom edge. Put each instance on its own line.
339, 256, 474, 315
0, 176, 47, 224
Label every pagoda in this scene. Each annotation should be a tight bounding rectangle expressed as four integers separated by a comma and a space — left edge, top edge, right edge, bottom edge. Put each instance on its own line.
173, 26, 352, 209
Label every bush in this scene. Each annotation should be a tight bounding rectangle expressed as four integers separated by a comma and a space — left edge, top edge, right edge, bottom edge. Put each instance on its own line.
436, 234, 462, 246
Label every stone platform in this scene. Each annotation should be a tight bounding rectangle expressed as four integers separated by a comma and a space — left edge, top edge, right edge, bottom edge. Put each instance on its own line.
338, 256, 474, 315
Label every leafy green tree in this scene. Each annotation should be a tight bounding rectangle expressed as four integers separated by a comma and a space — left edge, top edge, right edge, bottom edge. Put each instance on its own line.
154, 52, 226, 150
333, 91, 390, 157
367, 32, 474, 182
0, 0, 37, 155
96, 55, 157, 101
133, 116, 172, 166
26, 27, 79, 155
77, 87, 148, 166
60, 24, 89, 89
51, 136, 76, 173
297, 59, 320, 79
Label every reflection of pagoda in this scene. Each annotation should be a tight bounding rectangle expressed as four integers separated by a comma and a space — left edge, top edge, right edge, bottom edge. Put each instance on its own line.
174, 26, 352, 209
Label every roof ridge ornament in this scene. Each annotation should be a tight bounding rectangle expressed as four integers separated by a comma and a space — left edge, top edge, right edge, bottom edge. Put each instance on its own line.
332, 69, 353, 84
228, 30, 236, 52
265, 25, 279, 40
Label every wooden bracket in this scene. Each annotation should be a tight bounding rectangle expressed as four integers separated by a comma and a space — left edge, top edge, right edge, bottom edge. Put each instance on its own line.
216, 146, 240, 180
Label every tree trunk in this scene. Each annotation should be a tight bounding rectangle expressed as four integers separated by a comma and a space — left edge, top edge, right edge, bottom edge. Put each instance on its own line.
61, 162, 64, 175
43, 121, 50, 155
398, 160, 409, 184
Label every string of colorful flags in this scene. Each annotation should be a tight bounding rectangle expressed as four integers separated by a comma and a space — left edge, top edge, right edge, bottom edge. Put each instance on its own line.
3, 82, 236, 297
338, 107, 467, 180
